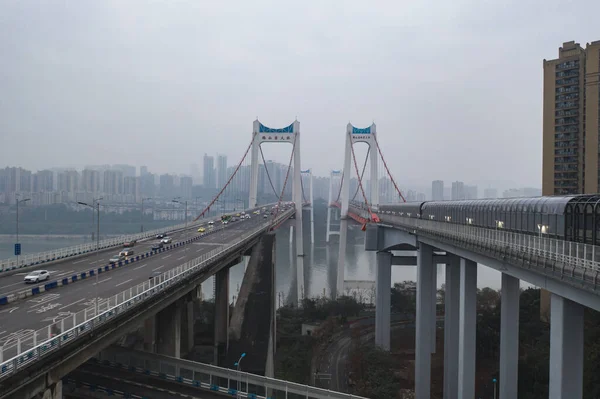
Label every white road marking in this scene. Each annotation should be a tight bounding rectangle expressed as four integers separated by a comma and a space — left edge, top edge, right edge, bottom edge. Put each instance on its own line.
56, 270, 75, 277
93, 277, 112, 285
28, 294, 61, 308
152, 265, 164, 271
15, 273, 29, 276
0, 331, 6, 337
162, 254, 172, 259
0, 280, 30, 290
115, 279, 133, 287
58, 298, 86, 310
176, 256, 186, 261
72, 259, 87, 264
0, 307, 18, 314
133, 263, 148, 270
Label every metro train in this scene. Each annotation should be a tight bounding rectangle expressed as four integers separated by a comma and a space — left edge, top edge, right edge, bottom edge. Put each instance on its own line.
375, 195, 600, 245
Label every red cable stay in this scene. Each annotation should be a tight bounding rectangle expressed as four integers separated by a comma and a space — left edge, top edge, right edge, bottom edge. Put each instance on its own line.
269, 133, 298, 230
193, 133, 256, 222
373, 133, 406, 203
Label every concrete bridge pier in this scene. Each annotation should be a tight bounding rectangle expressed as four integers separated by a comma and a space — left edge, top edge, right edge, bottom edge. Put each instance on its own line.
443, 255, 460, 399
214, 267, 230, 365
34, 381, 62, 399
375, 251, 392, 350
549, 293, 584, 399
499, 273, 520, 399
415, 242, 434, 399
156, 299, 182, 358
458, 258, 477, 399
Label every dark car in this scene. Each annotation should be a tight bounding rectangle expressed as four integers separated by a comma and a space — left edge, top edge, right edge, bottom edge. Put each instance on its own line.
149, 271, 162, 281
156, 233, 166, 239
123, 240, 137, 248
151, 242, 164, 251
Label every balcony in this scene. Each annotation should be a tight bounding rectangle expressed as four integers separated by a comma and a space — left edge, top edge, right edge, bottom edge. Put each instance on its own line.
556, 78, 579, 86
556, 61, 579, 70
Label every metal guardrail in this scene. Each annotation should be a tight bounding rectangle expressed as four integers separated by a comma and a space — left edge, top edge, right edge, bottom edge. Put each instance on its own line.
0, 209, 294, 381
96, 346, 367, 399
0, 205, 276, 272
351, 205, 600, 287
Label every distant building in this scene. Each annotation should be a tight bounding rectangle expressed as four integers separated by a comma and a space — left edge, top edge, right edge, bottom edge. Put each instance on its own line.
216, 155, 228, 189
102, 170, 122, 195
159, 174, 175, 198
81, 169, 100, 193
123, 176, 140, 202
465, 185, 478, 200
417, 192, 426, 202
113, 164, 136, 178
180, 176, 193, 200
33, 170, 54, 192
203, 154, 215, 189
432, 180, 444, 201
140, 166, 148, 176
451, 181, 465, 200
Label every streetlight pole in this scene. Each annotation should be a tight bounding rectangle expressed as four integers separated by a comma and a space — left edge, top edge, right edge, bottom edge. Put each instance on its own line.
78, 197, 103, 316
492, 377, 497, 399
15, 196, 30, 267
234, 352, 246, 397
141, 197, 151, 233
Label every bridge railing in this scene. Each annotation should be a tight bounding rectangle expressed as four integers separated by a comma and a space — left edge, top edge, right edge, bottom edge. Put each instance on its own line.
0, 205, 273, 272
0, 209, 294, 381
96, 346, 367, 399
375, 211, 600, 286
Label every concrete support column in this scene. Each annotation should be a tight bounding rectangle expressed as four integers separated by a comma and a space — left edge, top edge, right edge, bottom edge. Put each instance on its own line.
214, 267, 230, 364
143, 315, 157, 353
458, 258, 477, 399
375, 251, 392, 351
499, 273, 520, 399
443, 255, 460, 399
156, 300, 182, 358
431, 263, 438, 354
549, 293, 584, 399
415, 242, 433, 399
336, 219, 348, 298
53, 380, 62, 399
180, 299, 194, 353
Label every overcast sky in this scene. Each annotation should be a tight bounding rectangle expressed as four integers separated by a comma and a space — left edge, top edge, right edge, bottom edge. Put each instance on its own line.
1, 0, 599, 187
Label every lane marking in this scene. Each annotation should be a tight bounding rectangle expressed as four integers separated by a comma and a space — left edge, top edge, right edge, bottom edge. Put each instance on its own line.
72, 259, 87, 264
152, 265, 164, 271
56, 270, 75, 277
0, 307, 18, 314
93, 277, 112, 285
176, 256, 186, 261
58, 298, 86, 310
0, 331, 6, 337
133, 263, 148, 270
162, 254, 172, 259
115, 279, 133, 287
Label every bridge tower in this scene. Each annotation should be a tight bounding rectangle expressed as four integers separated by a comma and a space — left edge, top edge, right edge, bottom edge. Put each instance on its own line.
340, 123, 379, 218
301, 169, 315, 244
326, 170, 342, 242
249, 120, 304, 256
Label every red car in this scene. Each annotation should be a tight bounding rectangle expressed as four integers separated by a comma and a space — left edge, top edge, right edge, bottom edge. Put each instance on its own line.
123, 240, 137, 248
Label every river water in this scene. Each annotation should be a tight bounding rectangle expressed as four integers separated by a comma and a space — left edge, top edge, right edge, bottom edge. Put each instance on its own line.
0, 203, 517, 304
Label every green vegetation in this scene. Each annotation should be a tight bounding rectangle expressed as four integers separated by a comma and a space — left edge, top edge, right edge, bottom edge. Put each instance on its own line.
274, 296, 364, 384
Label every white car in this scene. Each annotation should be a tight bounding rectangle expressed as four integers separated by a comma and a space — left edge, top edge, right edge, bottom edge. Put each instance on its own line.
24, 270, 50, 284
161, 237, 172, 244
208, 221, 214, 225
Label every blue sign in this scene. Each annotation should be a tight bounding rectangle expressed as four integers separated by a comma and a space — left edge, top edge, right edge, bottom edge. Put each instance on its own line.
259, 123, 294, 133
352, 126, 371, 134
14, 243, 21, 256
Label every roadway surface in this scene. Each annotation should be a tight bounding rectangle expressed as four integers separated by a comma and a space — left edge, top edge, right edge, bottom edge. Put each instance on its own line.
66, 362, 233, 399
0, 213, 272, 353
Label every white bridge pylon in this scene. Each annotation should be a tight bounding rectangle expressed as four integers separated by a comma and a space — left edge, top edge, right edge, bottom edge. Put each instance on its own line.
249, 119, 304, 256
340, 123, 379, 218
300, 169, 315, 244
326, 170, 342, 242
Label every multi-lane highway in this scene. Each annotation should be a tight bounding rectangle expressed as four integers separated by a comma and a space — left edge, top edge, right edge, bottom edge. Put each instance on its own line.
0, 212, 272, 354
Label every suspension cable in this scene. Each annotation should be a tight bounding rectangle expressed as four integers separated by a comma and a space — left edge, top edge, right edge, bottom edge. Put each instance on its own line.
372, 133, 406, 202
259, 144, 279, 198
351, 147, 370, 201
194, 133, 256, 221
349, 133, 372, 216
270, 133, 298, 229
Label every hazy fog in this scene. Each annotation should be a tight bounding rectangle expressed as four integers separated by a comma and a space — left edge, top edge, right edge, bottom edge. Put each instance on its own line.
1, 0, 599, 186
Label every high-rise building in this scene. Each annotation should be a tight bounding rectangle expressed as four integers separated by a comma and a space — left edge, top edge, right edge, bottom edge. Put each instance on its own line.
190, 163, 201, 185
81, 169, 100, 193
140, 166, 148, 176
159, 174, 175, 198
102, 170, 123, 195
180, 176, 193, 199
123, 176, 140, 201
543, 40, 600, 195
216, 155, 228, 189
58, 170, 80, 193
203, 154, 215, 189
113, 164, 136, 178
465, 185, 478, 200
432, 180, 444, 201
451, 181, 465, 200
33, 170, 54, 192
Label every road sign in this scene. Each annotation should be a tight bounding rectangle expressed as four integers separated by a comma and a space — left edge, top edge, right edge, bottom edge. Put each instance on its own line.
14, 243, 21, 256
